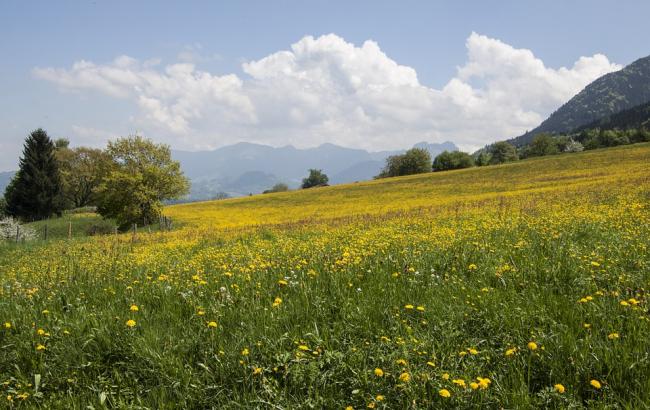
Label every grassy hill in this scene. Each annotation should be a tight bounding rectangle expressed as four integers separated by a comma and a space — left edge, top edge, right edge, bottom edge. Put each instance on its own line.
1, 144, 649, 408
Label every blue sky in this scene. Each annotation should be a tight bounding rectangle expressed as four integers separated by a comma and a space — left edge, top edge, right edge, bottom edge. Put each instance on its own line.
1, 0, 649, 171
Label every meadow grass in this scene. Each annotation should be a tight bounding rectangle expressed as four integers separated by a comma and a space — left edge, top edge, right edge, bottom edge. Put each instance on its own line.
0, 143, 649, 408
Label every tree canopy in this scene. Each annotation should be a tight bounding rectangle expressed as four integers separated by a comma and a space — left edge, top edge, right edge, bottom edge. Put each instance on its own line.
95, 136, 189, 230
432, 150, 474, 171
301, 169, 329, 189
4, 129, 64, 220
376, 148, 431, 178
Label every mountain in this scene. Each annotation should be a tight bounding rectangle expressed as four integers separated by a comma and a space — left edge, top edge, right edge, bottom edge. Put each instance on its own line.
173, 141, 458, 199
511, 55, 650, 146
576, 100, 650, 132
0, 171, 15, 196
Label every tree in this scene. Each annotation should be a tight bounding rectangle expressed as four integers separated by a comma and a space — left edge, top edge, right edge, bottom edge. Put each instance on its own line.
95, 136, 189, 230
263, 183, 289, 194
474, 151, 492, 167
527, 134, 559, 157
488, 141, 518, 164
301, 169, 329, 189
4, 129, 64, 220
56, 146, 113, 209
432, 151, 474, 171
376, 148, 431, 178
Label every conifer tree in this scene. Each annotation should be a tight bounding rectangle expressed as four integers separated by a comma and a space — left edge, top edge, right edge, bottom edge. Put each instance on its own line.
4, 129, 64, 220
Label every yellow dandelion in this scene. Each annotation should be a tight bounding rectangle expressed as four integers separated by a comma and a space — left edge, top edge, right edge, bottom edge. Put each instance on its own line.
272, 297, 283, 307
439, 389, 451, 398
130, 304, 139, 312
505, 347, 517, 356
452, 379, 466, 388
374, 368, 384, 377
3, 322, 10, 329
241, 348, 250, 356
607, 332, 619, 340
404, 304, 414, 310
36, 344, 46, 351
207, 321, 218, 328
554, 384, 565, 393
470, 382, 479, 390
399, 372, 411, 382
125, 319, 136, 328
527, 341, 538, 351
590, 379, 601, 389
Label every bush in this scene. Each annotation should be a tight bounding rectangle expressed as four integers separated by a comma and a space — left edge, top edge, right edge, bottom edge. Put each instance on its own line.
0, 217, 36, 242
488, 141, 518, 164
263, 183, 289, 194
432, 151, 474, 171
527, 134, 559, 157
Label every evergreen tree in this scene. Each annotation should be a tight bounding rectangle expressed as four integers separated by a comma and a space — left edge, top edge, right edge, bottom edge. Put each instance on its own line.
4, 129, 64, 220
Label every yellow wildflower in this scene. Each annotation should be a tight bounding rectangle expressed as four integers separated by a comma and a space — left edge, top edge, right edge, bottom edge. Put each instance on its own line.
439, 389, 451, 398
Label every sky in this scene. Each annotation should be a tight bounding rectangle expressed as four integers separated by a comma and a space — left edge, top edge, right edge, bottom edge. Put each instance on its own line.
1, 1, 650, 171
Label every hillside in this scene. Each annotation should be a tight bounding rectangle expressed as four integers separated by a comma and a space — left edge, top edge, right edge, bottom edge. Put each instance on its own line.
577, 100, 650, 131
2, 144, 649, 408
167, 143, 650, 228
511, 55, 650, 145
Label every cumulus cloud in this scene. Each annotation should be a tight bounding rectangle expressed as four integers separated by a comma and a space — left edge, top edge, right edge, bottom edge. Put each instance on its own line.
33, 32, 621, 151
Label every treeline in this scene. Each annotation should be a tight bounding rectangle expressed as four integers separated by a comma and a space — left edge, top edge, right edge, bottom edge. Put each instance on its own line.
1, 129, 189, 231
372, 126, 650, 179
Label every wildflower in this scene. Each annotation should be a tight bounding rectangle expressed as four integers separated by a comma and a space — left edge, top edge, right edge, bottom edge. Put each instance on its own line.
442, 373, 450, 380
375, 395, 384, 402
399, 372, 411, 382
374, 368, 384, 377
41, 310, 49, 315
345, 407, 354, 410
36, 344, 46, 351
277, 279, 288, 286
590, 261, 600, 267
505, 347, 517, 356
252, 367, 262, 375
37, 329, 45, 336
404, 304, 414, 310
583, 323, 591, 329
470, 382, 479, 390
125, 319, 136, 328
628, 298, 639, 305
207, 321, 217, 328
590, 379, 601, 389
477, 377, 491, 389
554, 384, 566, 393
298, 345, 310, 351
3, 322, 10, 329
197, 310, 205, 316
468, 348, 479, 355
452, 379, 466, 388
426, 361, 435, 367
468, 264, 477, 270
527, 341, 538, 351
439, 389, 451, 398
620, 300, 629, 306
241, 348, 249, 356
458, 351, 467, 356
367, 402, 375, 409
608, 332, 619, 340
272, 297, 283, 307
130, 304, 139, 312
396, 359, 407, 366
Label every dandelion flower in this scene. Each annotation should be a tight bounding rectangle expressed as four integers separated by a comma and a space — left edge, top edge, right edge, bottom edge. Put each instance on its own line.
477, 377, 491, 389
439, 389, 451, 398
452, 379, 466, 388
252, 367, 262, 375
442, 373, 450, 380
607, 332, 619, 340
554, 384, 566, 393
207, 321, 217, 328
470, 382, 479, 390
272, 297, 283, 307
590, 379, 601, 389
126, 319, 136, 328
527, 341, 538, 351
374, 368, 384, 377
505, 347, 517, 356
404, 304, 414, 310
241, 348, 250, 356
399, 372, 411, 382
375, 395, 384, 401
468, 348, 479, 355
36, 344, 46, 351
298, 345, 310, 351
130, 304, 139, 312
3, 322, 10, 329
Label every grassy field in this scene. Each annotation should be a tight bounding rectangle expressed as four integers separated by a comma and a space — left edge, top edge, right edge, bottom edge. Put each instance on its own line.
1, 144, 649, 408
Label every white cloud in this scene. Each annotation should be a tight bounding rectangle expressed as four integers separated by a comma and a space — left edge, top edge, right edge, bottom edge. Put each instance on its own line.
33, 33, 621, 152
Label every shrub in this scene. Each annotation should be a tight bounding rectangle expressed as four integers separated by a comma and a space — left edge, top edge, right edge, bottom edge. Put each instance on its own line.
432, 151, 474, 171
0, 217, 36, 242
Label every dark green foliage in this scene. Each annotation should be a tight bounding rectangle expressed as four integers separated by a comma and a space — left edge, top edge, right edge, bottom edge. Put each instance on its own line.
263, 183, 289, 194
488, 141, 518, 164
474, 151, 492, 167
4, 129, 64, 220
376, 148, 431, 178
525, 134, 560, 157
511, 55, 650, 146
0, 197, 6, 217
578, 100, 650, 132
301, 169, 329, 189
432, 150, 475, 171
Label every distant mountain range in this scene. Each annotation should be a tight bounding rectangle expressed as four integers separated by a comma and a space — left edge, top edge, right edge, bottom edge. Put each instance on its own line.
173, 141, 458, 200
510, 55, 650, 146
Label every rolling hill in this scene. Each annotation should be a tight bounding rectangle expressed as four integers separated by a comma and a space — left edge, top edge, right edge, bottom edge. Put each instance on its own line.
511, 55, 650, 146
